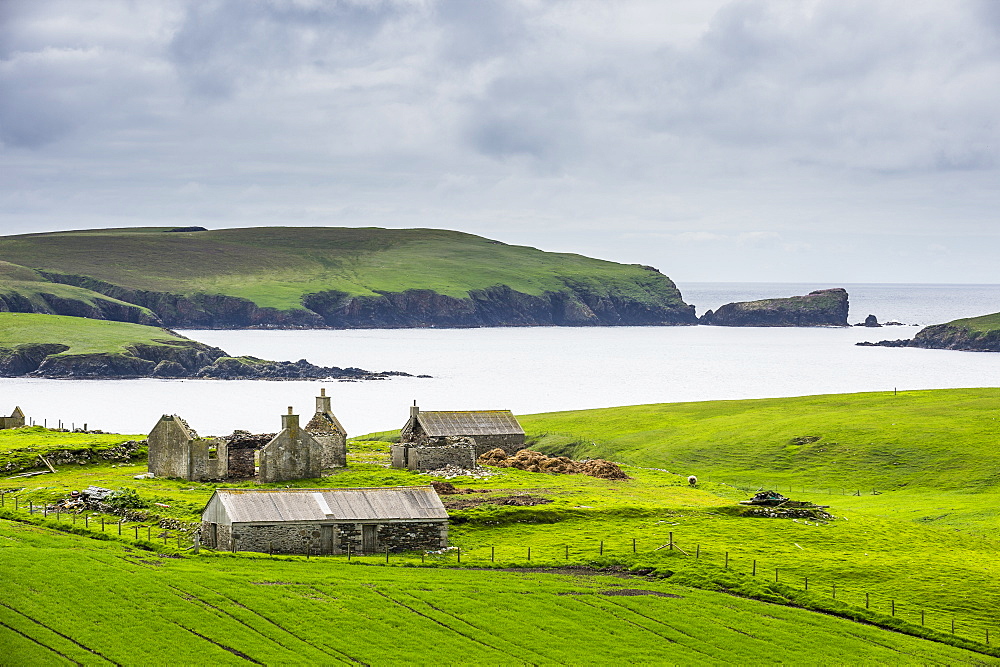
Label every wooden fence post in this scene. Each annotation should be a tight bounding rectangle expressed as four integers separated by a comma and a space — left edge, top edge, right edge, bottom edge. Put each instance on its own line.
921, 610, 925, 626
832, 583, 836, 599
101, 517, 105, 531
752, 560, 756, 576
632, 538, 636, 553
491, 546, 495, 562
696, 544, 700, 559
599, 541, 603, 556
457, 547, 461, 563
385, 546, 389, 563
565, 545, 569, 560
951, 619, 955, 635
725, 552, 729, 569
527, 547, 531, 561
891, 599, 895, 617
147, 526, 151, 541
774, 568, 778, 583
865, 592, 869, 608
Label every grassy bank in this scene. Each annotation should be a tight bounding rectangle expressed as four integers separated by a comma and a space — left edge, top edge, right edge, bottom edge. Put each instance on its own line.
0, 518, 991, 665
0, 313, 196, 357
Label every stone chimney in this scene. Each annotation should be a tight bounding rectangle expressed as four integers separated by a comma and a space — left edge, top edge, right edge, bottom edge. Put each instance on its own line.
410, 400, 419, 419
316, 388, 332, 415
282, 406, 299, 435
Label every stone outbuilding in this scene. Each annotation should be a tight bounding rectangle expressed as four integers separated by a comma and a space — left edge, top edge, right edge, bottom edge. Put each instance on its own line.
147, 414, 227, 480
147, 406, 324, 482
391, 404, 527, 470
304, 388, 347, 468
200, 486, 449, 555
0, 406, 25, 430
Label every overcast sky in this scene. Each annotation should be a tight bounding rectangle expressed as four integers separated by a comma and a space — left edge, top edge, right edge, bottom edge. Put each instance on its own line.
2, 0, 999, 284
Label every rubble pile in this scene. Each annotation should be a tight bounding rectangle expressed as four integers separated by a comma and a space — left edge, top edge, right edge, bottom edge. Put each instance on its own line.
477, 449, 630, 480
738, 489, 833, 521
420, 464, 494, 480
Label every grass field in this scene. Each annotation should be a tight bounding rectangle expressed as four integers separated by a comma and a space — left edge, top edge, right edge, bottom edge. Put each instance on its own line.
0, 519, 992, 665
4, 388, 1000, 662
519, 388, 1000, 490
0, 227, 686, 311
0, 313, 199, 357
0, 426, 144, 473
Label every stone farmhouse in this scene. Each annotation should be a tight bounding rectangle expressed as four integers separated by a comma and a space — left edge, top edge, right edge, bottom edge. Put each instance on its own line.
304, 388, 347, 468
147, 390, 343, 482
201, 486, 448, 555
0, 406, 25, 430
391, 404, 526, 471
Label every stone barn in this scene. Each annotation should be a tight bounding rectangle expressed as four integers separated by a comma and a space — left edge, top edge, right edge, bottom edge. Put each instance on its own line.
0, 406, 25, 430
304, 388, 347, 468
391, 404, 527, 471
147, 406, 324, 482
201, 486, 449, 555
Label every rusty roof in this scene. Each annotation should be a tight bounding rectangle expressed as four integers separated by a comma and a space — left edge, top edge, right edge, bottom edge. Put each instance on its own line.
416, 410, 524, 437
208, 486, 448, 523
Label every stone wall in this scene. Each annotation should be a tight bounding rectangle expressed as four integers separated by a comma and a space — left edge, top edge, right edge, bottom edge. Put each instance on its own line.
227, 446, 255, 479
201, 521, 233, 550
188, 438, 226, 480
209, 520, 447, 555
390, 442, 476, 471
314, 433, 347, 468
259, 415, 324, 483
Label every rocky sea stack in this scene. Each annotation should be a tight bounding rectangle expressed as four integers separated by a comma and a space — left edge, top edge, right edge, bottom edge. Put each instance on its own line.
700, 288, 849, 327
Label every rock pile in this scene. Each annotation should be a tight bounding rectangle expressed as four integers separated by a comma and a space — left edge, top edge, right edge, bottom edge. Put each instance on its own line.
477, 449, 630, 480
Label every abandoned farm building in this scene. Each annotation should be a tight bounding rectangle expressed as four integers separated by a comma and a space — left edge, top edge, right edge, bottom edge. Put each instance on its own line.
147, 390, 346, 483
0, 406, 25, 430
392, 405, 526, 470
201, 486, 448, 555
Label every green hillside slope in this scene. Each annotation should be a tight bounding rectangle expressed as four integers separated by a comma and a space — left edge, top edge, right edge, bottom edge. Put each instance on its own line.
0, 520, 990, 664
0, 227, 695, 328
520, 388, 1000, 490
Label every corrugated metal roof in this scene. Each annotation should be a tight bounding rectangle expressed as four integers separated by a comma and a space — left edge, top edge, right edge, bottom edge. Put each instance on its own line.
209, 486, 448, 523
417, 410, 524, 437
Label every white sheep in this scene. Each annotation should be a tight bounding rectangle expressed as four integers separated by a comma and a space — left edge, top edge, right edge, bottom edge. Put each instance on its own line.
687, 475, 698, 487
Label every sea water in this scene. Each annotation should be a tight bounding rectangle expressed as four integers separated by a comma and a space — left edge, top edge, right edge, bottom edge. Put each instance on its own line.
3, 283, 999, 437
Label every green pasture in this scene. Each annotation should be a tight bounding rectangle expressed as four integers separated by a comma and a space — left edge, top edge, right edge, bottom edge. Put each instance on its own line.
520, 388, 1000, 490
0, 227, 685, 310
0, 519, 992, 665
0, 426, 144, 473
5, 388, 1000, 661
943, 312, 1000, 333
0, 313, 196, 357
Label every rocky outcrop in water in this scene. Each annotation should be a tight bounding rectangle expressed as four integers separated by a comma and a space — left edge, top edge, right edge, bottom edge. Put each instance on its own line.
700, 288, 849, 327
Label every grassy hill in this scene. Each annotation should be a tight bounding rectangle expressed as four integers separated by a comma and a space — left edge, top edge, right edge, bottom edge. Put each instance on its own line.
520, 388, 1000, 491
0, 313, 195, 357
5, 389, 1000, 661
0, 227, 694, 328
2, 520, 988, 665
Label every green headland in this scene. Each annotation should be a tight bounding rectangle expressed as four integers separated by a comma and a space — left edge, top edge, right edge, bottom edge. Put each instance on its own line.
0, 226, 695, 328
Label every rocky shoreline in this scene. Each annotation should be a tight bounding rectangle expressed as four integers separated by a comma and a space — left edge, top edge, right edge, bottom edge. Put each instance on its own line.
857, 321, 1000, 352
0, 339, 420, 380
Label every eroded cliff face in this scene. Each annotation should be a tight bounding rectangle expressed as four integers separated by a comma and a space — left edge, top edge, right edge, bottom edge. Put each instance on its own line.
906, 324, 1000, 352
40, 271, 696, 329
303, 283, 696, 328
700, 288, 849, 327
0, 289, 159, 325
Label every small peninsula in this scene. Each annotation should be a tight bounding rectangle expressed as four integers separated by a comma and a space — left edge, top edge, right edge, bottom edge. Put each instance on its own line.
859, 311, 1000, 352
0, 226, 696, 329
0, 313, 411, 379
699, 288, 849, 327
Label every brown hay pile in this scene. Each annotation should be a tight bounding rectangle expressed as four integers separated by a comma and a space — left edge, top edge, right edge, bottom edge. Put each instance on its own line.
477, 449, 629, 480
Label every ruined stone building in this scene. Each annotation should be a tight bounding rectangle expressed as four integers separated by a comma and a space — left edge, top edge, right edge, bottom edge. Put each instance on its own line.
201, 486, 448, 555
391, 404, 526, 471
304, 388, 347, 468
147, 406, 324, 483
0, 406, 25, 430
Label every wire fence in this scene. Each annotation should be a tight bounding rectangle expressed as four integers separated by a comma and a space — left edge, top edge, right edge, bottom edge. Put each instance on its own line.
2, 492, 995, 651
